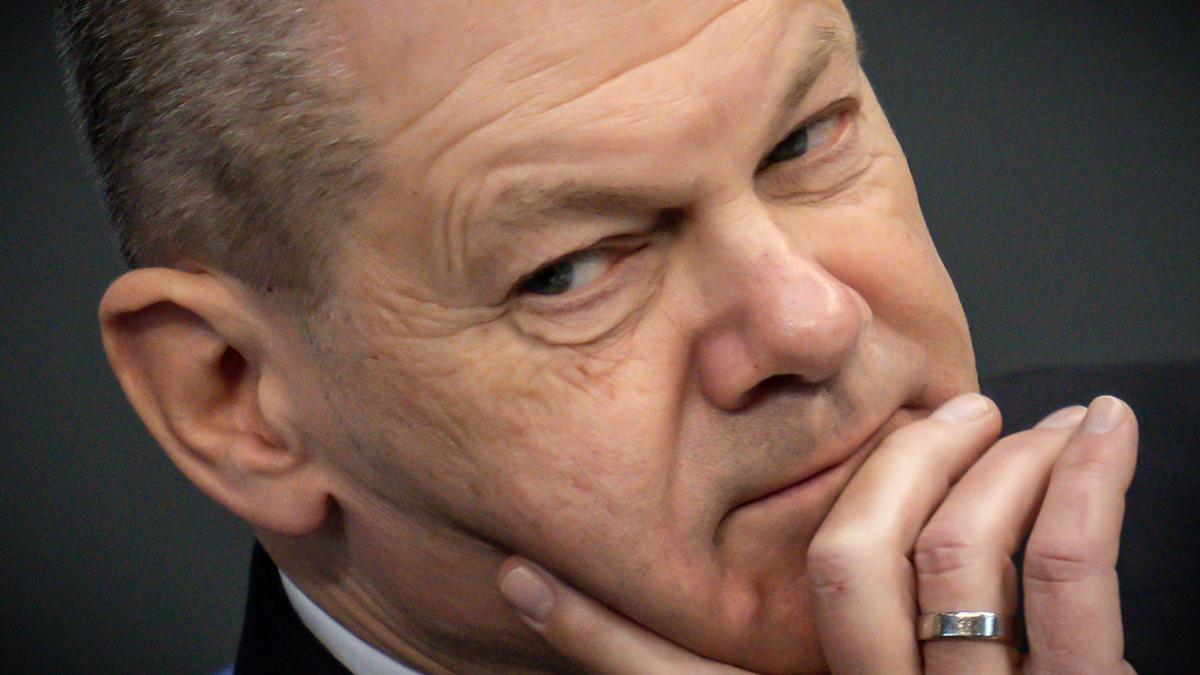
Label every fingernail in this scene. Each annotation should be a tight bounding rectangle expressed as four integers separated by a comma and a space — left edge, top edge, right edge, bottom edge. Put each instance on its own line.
1082, 395, 1125, 435
932, 393, 990, 422
1035, 405, 1088, 429
499, 564, 554, 626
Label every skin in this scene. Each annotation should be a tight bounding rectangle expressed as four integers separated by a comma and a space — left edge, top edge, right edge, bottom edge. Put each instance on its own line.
506, 396, 1137, 674
97, 0, 1135, 673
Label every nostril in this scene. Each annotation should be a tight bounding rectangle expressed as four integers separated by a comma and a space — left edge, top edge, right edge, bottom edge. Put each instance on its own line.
741, 373, 820, 409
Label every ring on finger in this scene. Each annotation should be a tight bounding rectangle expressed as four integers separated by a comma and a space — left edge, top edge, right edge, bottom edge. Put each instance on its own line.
916, 611, 1018, 643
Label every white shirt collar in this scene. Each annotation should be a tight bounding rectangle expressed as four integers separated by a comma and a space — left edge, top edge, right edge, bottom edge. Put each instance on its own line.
280, 571, 425, 675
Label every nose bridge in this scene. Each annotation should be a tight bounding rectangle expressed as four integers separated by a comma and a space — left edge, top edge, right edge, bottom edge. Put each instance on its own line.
691, 198, 867, 408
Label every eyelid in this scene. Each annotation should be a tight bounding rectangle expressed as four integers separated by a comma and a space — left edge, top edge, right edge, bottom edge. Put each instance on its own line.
515, 235, 641, 291
514, 248, 601, 296
762, 98, 856, 164
513, 239, 650, 314
757, 98, 860, 194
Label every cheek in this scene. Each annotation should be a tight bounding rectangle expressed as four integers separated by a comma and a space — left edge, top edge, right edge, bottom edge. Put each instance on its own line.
837, 92, 972, 348
774, 149, 975, 403
816, 156, 969, 343
470, 341, 669, 510
338, 314, 681, 544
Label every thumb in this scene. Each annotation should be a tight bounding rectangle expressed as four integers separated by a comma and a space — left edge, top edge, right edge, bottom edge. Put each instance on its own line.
497, 557, 749, 675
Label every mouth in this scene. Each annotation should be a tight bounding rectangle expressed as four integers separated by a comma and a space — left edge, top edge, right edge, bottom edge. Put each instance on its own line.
740, 454, 857, 510
729, 407, 913, 514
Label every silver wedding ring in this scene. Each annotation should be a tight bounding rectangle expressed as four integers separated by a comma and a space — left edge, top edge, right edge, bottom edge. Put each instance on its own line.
916, 611, 1017, 643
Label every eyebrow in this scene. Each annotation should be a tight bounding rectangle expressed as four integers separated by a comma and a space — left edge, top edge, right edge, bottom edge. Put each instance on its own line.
484, 179, 685, 232
482, 22, 864, 231
776, 21, 863, 129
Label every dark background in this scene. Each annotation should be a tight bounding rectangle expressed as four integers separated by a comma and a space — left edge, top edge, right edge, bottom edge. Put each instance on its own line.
3, 1, 1197, 672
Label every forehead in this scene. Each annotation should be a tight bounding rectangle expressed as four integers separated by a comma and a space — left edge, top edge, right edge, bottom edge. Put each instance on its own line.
333, 0, 850, 155
327, 0, 855, 284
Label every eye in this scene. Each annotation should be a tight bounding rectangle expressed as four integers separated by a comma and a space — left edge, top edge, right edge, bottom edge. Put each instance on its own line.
519, 249, 611, 296
759, 113, 841, 170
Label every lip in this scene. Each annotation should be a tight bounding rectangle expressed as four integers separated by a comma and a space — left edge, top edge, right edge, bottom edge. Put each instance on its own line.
731, 408, 907, 512
740, 453, 856, 510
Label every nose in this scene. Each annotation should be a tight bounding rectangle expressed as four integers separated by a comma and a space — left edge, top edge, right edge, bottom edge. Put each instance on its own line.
691, 202, 868, 410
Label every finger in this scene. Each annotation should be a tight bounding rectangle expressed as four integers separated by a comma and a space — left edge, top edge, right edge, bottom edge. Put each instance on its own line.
1023, 395, 1138, 674
915, 404, 1088, 675
806, 393, 1002, 674
497, 557, 748, 675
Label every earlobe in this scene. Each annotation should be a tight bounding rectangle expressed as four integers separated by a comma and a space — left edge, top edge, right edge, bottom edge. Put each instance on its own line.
99, 267, 331, 536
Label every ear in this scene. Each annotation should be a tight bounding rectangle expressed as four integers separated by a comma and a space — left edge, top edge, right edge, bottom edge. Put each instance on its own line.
99, 267, 331, 536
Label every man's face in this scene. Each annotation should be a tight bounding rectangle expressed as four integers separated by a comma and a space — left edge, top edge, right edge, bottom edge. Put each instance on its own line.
306, 0, 975, 670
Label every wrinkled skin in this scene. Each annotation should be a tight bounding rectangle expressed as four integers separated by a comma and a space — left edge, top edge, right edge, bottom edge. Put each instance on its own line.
279, 1, 977, 672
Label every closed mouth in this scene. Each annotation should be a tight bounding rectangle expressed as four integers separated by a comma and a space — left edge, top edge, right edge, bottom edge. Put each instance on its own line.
730, 408, 905, 512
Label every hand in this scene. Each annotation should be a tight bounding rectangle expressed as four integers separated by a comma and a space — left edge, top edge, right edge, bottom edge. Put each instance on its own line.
496, 395, 1139, 674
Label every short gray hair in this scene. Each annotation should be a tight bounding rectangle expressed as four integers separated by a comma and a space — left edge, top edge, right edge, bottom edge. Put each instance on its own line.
57, 0, 380, 307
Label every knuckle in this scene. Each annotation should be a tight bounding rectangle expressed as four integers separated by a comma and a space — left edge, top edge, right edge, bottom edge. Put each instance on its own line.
1052, 478, 1106, 521
806, 529, 880, 592
1061, 442, 1121, 480
1023, 537, 1104, 584
914, 523, 986, 576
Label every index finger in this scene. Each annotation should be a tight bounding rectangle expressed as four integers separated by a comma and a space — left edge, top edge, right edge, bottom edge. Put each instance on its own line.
806, 393, 1002, 674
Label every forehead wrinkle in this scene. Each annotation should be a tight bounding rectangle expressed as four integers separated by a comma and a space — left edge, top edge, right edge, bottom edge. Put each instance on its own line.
471, 17, 860, 237
416, 2, 755, 188
488, 178, 689, 231
443, 4, 862, 279
457, 175, 695, 292
515, 1, 757, 124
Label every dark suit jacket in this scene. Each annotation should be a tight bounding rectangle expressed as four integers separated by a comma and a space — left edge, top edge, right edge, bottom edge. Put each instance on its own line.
233, 361, 1199, 674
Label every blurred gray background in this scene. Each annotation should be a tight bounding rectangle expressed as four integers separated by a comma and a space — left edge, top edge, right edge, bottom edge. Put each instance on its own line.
3, 1, 1197, 672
